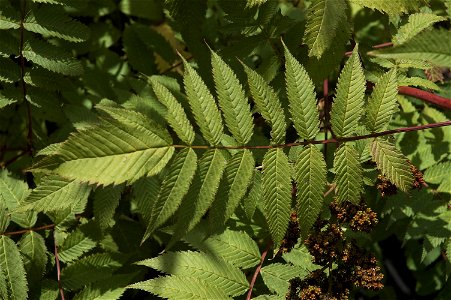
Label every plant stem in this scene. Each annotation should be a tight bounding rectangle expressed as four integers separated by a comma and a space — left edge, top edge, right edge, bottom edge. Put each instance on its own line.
246, 241, 272, 300
398, 86, 451, 110
54, 233, 65, 300
172, 120, 451, 150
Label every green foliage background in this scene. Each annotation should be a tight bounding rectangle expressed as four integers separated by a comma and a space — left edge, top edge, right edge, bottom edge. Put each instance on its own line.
0, 0, 450, 299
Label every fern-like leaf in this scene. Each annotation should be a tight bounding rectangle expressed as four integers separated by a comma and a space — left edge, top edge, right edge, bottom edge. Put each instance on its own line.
283, 43, 320, 140
137, 251, 248, 296
23, 5, 89, 42
151, 77, 195, 145
370, 138, 413, 192
303, 0, 347, 59
17, 175, 91, 213
260, 263, 306, 295
23, 37, 83, 76
187, 228, 261, 269
181, 56, 223, 145
393, 13, 446, 45
36, 107, 175, 186
366, 68, 398, 132
211, 50, 254, 145
0, 236, 28, 300
349, 0, 422, 16
330, 46, 365, 138
371, 29, 451, 68
143, 148, 197, 241
170, 149, 227, 246
242, 64, 286, 144
263, 149, 292, 248
18, 232, 48, 286
209, 149, 255, 231
295, 145, 327, 237
128, 275, 231, 300
93, 185, 123, 230
333, 144, 363, 203
58, 224, 98, 263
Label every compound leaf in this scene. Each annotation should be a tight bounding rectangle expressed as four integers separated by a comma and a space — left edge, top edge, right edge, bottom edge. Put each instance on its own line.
0, 236, 28, 300
333, 144, 363, 203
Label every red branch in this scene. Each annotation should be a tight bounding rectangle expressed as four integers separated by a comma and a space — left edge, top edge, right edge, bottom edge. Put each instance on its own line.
246, 241, 272, 300
54, 233, 65, 300
398, 86, 451, 110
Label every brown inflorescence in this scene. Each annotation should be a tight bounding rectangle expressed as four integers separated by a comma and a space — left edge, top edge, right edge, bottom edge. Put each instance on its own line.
329, 201, 378, 232
409, 163, 425, 190
349, 208, 378, 232
304, 223, 343, 265
376, 174, 398, 197
280, 211, 301, 253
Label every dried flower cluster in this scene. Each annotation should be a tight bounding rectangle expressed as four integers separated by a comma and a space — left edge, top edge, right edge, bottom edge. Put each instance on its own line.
287, 201, 384, 300
280, 211, 301, 253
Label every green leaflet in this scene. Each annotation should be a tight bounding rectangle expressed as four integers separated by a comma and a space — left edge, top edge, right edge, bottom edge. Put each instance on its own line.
137, 251, 248, 297
242, 63, 286, 144
58, 224, 98, 263
0, 199, 9, 233
38, 108, 175, 185
0, 236, 28, 300
330, 46, 365, 138
143, 148, 197, 241
132, 176, 160, 223
211, 50, 254, 145
424, 161, 451, 184
169, 149, 227, 247
243, 170, 261, 220
283, 43, 320, 140
18, 232, 47, 289
295, 145, 327, 238
303, 0, 347, 59
393, 13, 446, 45
0, 0, 20, 30
333, 144, 363, 204
151, 78, 195, 145
260, 263, 306, 295
17, 175, 91, 213
209, 149, 255, 231
349, 0, 422, 17
23, 5, 89, 42
371, 29, 451, 68
366, 68, 398, 132
371, 138, 413, 192
0, 170, 36, 228
73, 273, 137, 300
181, 56, 223, 145
129, 275, 231, 300
22, 37, 83, 76
186, 228, 261, 269
93, 185, 124, 230
263, 149, 292, 248
61, 253, 123, 291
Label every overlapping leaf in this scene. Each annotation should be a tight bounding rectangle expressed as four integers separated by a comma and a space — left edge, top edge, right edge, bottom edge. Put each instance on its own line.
137, 251, 248, 296
129, 275, 230, 300
18, 232, 48, 286
211, 50, 253, 145
151, 78, 195, 145
366, 68, 398, 132
372, 29, 451, 68
393, 13, 446, 45
170, 149, 227, 246
209, 149, 255, 231
242, 64, 286, 144
260, 263, 306, 295
283, 44, 320, 140
17, 175, 91, 213
333, 144, 363, 203
181, 57, 223, 145
349, 0, 422, 16
262, 149, 292, 247
143, 148, 197, 241
93, 185, 124, 230
303, 0, 347, 59
371, 138, 413, 192
0, 236, 28, 300
35, 106, 175, 186
330, 46, 365, 138
295, 145, 327, 237
24, 5, 89, 42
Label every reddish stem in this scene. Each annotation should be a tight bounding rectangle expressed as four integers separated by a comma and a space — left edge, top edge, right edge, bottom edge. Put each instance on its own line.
54, 233, 65, 300
246, 242, 272, 300
398, 86, 451, 110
